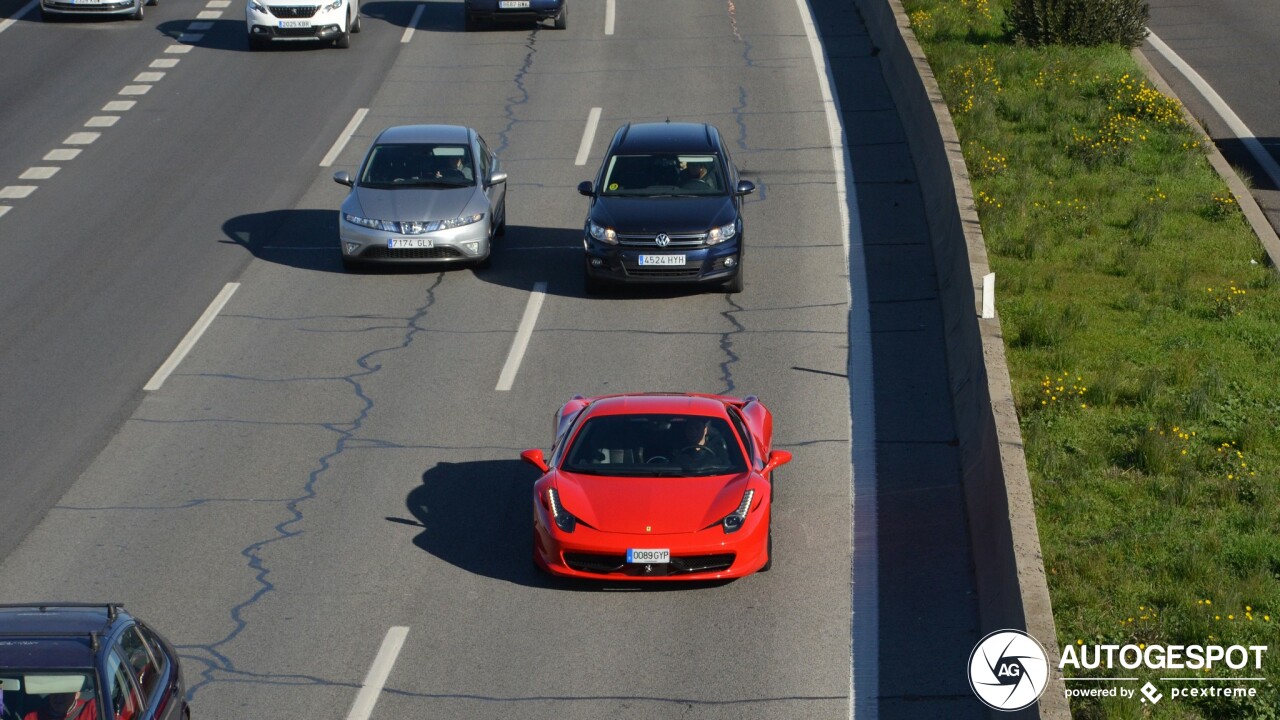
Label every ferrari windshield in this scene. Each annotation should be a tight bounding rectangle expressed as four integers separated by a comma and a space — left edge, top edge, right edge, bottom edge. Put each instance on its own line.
562, 414, 748, 476
599, 154, 727, 197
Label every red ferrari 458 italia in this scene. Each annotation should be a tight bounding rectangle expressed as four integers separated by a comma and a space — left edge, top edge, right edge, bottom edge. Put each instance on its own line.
521, 392, 792, 580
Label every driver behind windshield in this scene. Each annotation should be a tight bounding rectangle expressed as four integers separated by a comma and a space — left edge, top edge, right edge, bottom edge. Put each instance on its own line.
23, 690, 95, 720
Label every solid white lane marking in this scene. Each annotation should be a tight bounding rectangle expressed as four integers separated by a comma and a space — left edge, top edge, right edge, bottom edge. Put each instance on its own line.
197, 9, 221, 18
0, 0, 38, 34
103, 100, 136, 111
791, 0, 874, 718
44, 149, 80, 161
574, 107, 602, 166
134, 71, 165, 82
64, 132, 100, 145
1147, 30, 1280, 189
85, 116, 120, 128
495, 281, 547, 392
144, 283, 239, 391
604, 0, 614, 34
150, 58, 179, 68
188, 20, 213, 29
0, 206, 10, 219
401, 3, 423, 43
0, 187, 36, 199
166, 44, 194, 53
178, 33, 204, 42
344, 627, 409, 720
119, 85, 151, 95
20, 167, 58, 180
321, 108, 368, 167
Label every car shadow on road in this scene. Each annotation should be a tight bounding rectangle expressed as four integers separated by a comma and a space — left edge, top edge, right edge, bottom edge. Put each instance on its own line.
396, 458, 731, 592
362, 0, 556, 33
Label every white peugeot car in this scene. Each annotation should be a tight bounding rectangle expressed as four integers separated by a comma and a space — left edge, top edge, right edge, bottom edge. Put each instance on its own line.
246, 0, 359, 49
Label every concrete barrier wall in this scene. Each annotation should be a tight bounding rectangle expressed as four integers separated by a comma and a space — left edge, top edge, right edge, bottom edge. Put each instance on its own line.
848, 0, 1071, 716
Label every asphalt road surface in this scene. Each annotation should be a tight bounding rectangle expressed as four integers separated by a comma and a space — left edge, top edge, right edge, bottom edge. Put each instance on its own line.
0, 0, 984, 717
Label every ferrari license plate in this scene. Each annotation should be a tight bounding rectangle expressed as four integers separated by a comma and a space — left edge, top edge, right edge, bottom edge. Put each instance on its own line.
626, 548, 670, 564
498, 0, 530, 7
388, 238, 433, 249
638, 255, 685, 266
277, 19, 311, 27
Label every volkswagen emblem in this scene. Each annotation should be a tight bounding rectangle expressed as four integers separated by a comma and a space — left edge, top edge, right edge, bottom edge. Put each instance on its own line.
655, 233, 671, 248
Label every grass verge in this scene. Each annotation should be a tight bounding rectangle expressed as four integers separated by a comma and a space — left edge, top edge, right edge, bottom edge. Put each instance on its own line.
901, 1, 1280, 717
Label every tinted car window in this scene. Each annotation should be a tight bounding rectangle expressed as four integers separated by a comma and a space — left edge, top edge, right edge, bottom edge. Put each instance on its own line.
359, 143, 474, 187
118, 627, 162, 701
563, 414, 747, 476
600, 154, 726, 196
106, 651, 141, 720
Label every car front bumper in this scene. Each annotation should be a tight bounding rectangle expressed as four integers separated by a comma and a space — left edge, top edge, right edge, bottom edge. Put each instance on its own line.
533, 500, 769, 581
246, 4, 346, 40
339, 216, 490, 265
466, 0, 562, 22
42, 0, 137, 16
583, 237, 741, 286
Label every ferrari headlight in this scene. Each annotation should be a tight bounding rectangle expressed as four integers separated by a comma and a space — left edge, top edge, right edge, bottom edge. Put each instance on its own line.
439, 213, 484, 230
721, 489, 754, 533
706, 222, 737, 245
588, 221, 617, 245
321, 0, 342, 12
343, 213, 396, 232
547, 488, 577, 533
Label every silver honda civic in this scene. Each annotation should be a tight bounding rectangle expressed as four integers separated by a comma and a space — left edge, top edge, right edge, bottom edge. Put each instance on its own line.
333, 124, 507, 270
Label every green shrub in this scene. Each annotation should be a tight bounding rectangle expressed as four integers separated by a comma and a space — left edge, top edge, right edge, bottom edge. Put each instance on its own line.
1006, 0, 1149, 48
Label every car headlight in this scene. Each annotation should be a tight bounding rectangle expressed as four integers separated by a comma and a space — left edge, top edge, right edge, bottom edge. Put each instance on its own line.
588, 221, 617, 245
721, 489, 754, 533
546, 488, 577, 533
439, 213, 484, 231
321, 0, 342, 11
706, 222, 737, 245
343, 213, 397, 232
248, 0, 267, 11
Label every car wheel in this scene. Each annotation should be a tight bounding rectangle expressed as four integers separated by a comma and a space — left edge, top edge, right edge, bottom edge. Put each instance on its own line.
723, 258, 744, 293
351, 7, 361, 32
334, 12, 351, 47
464, 12, 478, 31
129, 0, 144, 20
496, 202, 507, 237
553, 0, 566, 29
147, 0, 157, 7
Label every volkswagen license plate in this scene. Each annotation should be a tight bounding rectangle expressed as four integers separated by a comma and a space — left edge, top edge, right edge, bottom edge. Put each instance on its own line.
278, 18, 311, 27
498, 0, 530, 7
638, 255, 685, 266
388, 238, 433, 249
626, 548, 670, 564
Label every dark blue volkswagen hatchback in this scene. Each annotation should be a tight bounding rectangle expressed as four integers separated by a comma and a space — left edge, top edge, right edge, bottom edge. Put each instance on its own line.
0, 604, 188, 720
577, 122, 755, 294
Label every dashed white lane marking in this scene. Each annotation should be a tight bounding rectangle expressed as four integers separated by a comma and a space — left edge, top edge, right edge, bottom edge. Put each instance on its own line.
150, 58, 179, 68
86, 116, 120, 128
103, 100, 136, 111
0, 187, 37, 199
64, 132, 100, 145
574, 107, 602, 166
0, 206, 10, 219
495, 281, 547, 392
45, 149, 80, 161
1146, 30, 1280, 190
197, 9, 221, 18
0, 0, 38, 35
344, 627, 409, 720
402, 3, 423, 43
178, 32, 204, 42
134, 71, 165, 82
320, 108, 368, 167
20, 167, 58, 180
207, 0, 230, 7
604, 0, 614, 35
144, 282, 240, 391
166, 44, 194, 53
119, 85, 151, 95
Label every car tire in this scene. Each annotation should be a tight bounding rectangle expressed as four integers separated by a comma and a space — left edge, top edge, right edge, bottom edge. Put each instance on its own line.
147, 0, 157, 7
40, 6, 55, 20
129, 0, 144, 20
464, 13, 477, 31
341, 254, 360, 272
334, 12, 351, 47
351, 7, 361, 32
553, 0, 566, 29
760, 523, 773, 572
723, 258, 744, 293
496, 202, 507, 237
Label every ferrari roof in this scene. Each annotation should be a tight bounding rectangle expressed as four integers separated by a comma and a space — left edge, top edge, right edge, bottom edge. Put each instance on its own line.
583, 394, 729, 417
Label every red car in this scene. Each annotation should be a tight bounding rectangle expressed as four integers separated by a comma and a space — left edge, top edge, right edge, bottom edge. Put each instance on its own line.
521, 392, 792, 580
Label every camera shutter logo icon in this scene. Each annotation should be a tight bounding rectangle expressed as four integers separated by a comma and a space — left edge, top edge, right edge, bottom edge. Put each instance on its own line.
968, 629, 1050, 711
